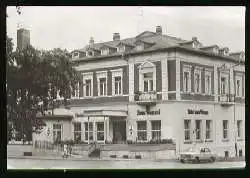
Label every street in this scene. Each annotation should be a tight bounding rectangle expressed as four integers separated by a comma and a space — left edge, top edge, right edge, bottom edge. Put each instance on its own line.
7, 158, 245, 169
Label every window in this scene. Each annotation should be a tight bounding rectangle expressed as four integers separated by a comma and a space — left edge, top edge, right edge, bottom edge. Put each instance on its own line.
114, 76, 122, 95
143, 72, 153, 92
117, 45, 125, 53
236, 80, 240, 97
72, 82, 79, 98
87, 51, 93, 56
184, 120, 191, 141
205, 69, 212, 95
137, 121, 147, 141
96, 122, 104, 141
195, 120, 201, 140
206, 120, 212, 140
73, 122, 81, 141
101, 48, 109, 55
99, 77, 107, 96
136, 44, 144, 51
220, 77, 226, 95
53, 124, 62, 142
84, 122, 93, 141
85, 79, 92, 97
183, 65, 191, 92
194, 69, 202, 93
183, 72, 189, 92
73, 52, 79, 58
223, 120, 229, 139
237, 120, 242, 138
151, 121, 161, 141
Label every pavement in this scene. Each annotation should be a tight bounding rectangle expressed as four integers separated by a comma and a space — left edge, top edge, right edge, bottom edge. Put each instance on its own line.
7, 158, 246, 169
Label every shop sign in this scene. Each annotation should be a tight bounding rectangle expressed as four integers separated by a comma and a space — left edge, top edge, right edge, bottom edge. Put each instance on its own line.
187, 109, 208, 115
137, 109, 160, 115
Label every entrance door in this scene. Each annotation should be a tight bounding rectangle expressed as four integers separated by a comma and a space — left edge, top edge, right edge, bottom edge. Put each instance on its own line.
112, 120, 126, 144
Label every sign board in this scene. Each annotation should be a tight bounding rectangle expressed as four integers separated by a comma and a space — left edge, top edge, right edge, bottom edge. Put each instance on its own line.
187, 109, 208, 115
137, 109, 160, 115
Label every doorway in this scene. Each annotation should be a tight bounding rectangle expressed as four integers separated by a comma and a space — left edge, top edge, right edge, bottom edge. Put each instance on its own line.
112, 120, 126, 144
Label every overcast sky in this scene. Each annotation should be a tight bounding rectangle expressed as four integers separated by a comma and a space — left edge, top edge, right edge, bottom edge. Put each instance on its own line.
7, 6, 245, 52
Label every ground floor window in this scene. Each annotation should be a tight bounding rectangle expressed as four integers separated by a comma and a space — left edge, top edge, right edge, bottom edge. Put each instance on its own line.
237, 120, 243, 138
53, 124, 62, 142
223, 120, 229, 139
96, 122, 104, 141
151, 120, 161, 141
205, 120, 212, 140
184, 120, 191, 141
195, 120, 201, 140
84, 122, 93, 141
137, 121, 147, 141
239, 150, 243, 157
225, 151, 229, 158
73, 122, 81, 142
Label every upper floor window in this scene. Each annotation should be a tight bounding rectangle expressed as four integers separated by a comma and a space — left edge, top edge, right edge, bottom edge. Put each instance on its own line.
111, 69, 123, 96
72, 82, 79, 98
143, 72, 153, 92
220, 77, 227, 95
85, 79, 92, 97
205, 69, 212, 95
99, 78, 107, 96
114, 76, 122, 95
183, 65, 191, 93
235, 73, 243, 97
96, 71, 107, 96
194, 67, 202, 93
83, 72, 93, 97
139, 61, 156, 93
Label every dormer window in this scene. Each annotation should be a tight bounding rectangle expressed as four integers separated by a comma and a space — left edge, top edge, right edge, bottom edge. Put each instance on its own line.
87, 51, 94, 57
136, 44, 144, 51
72, 51, 79, 59
117, 45, 125, 53
101, 48, 109, 55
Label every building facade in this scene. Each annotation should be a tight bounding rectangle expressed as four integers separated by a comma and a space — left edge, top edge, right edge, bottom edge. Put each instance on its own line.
33, 26, 245, 157
17, 28, 30, 51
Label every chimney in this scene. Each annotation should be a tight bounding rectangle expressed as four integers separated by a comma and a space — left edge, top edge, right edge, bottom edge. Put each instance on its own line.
156, 26, 162, 35
113, 33, 120, 41
89, 37, 94, 45
192, 37, 197, 42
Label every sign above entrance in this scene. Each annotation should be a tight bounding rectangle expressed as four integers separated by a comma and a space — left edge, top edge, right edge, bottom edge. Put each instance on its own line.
137, 109, 160, 115
187, 109, 208, 115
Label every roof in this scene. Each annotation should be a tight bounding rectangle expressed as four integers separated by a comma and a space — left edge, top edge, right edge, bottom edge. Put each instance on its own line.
72, 30, 244, 64
199, 45, 219, 49
36, 115, 73, 120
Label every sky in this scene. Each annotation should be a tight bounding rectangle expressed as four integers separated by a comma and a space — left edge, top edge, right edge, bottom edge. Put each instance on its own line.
7, 6, 245, 52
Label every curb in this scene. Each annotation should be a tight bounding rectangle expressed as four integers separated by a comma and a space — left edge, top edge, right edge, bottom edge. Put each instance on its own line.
7, 155, 178, 162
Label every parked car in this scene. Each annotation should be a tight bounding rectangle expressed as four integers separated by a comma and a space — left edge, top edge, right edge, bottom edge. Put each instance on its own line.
179, 147, 217, 163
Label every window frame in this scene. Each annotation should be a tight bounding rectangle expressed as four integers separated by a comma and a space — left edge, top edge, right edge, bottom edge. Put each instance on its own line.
73, 122, 82, 142
194, 66, 202, 94
101, 47, 109, 56
184, 120, 191, 141
139, 62, 156, 93
220, 72, 229, 96
143, 72, 154, 92
205, 68, 213, 95
53, 123, 62, 142
71, 82, 80, 99
96, 71, 108, 96
183, 65, 192, 93
237, 120, 243, 138
84, 122, 93, 141
151, 120, 161, 141
205, 120, 212, 140
235, 73, 243, 97
195, 120, 202, 140
82, 72, 93, 98
96, 122, 105, 141
137, 121, 147, 141
111, 68, 123, 96
222, 120, 229, 140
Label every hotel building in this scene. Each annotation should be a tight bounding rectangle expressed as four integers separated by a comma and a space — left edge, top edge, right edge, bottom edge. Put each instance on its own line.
33, 26, 245, 158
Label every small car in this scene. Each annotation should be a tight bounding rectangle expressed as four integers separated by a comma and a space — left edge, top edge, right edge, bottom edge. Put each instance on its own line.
179, 147, 216, 163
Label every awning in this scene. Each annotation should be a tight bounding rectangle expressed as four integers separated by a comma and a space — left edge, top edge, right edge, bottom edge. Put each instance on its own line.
83, 110, 128, 117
